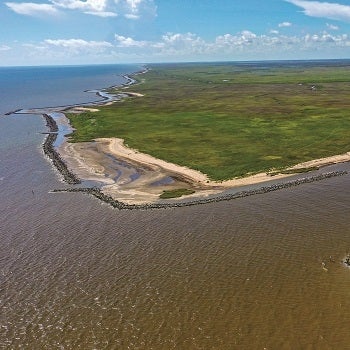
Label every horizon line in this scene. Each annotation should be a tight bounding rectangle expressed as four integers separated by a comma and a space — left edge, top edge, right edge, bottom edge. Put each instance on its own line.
1, 57, 350, 69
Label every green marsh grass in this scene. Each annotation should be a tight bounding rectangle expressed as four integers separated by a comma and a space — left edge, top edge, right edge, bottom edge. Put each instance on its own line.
68, 62, 350, 181
159, 188, 196, 199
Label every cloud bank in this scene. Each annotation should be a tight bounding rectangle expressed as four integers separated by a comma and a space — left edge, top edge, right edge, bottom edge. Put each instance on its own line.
4, 29, 349, 66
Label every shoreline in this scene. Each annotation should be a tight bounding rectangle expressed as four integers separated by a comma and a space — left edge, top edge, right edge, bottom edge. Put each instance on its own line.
96, 136, 350, 189
8, 66, 350, 208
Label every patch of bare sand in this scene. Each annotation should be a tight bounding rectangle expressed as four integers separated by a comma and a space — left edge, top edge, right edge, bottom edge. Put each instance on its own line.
66, 107, 100, 113
103, 138, 308, 188
289, 152, 350, 169
58, 140, 114, 185
106, 138, 209, 184
58, 137, 220, 204
124, 92, 144, 97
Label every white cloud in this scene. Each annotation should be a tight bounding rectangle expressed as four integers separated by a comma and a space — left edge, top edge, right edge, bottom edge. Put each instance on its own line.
123, 0, 157, 19
112, 29, 350, 60
44, 38, 113, 53
278, 21, 292, 27
6, 0, 156, 19
115, 34, 147, 47
304, 31, 348, 43
113, 32, 210, 58
125, 0, 142, 11
84, 10, 118, 17
215, 31, 258, 47
0, 45, 11, 51
51, 0, 120, 16
7, 28, 350, 65
327, 23, 339, 30
16, 39, 116, 65
162, 32, 204, 44
270, 30, 280, 34
124, 13, 139, 19
22, 43, 47, 50
286, 0, 350, 22
217, 30, 350, 48
51, 0, 106, 12
5, 2, 59, 16
159, 33, 208, 55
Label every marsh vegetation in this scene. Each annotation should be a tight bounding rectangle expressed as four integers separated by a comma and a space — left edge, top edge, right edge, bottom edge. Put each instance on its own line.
69, 62, 350, 181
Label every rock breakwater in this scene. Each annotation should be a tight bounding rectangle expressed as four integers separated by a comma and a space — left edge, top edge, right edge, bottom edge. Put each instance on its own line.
52, 170, 348, 210
43, 114, 80, 185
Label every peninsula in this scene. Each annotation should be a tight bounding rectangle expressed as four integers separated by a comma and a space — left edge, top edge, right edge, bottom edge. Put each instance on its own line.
44, 62, 350, 205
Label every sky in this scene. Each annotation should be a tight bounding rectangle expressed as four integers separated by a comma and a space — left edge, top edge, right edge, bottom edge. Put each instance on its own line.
2, 0, 350, 65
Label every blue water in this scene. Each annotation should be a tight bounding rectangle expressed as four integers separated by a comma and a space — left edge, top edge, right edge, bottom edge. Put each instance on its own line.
0, 64, 141, 115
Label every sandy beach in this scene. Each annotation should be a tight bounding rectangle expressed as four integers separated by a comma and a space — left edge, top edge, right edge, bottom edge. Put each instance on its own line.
57, 134, 350, 205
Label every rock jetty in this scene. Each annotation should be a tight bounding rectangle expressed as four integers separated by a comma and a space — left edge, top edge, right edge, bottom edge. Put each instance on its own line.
43, 114, 80, 185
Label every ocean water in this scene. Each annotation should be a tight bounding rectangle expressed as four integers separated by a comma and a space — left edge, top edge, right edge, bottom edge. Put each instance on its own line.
1, 62, 350, 349
0, 64, 139, 115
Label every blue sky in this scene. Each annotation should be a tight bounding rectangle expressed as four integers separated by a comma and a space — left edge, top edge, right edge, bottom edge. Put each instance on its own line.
2, 0, 350, 65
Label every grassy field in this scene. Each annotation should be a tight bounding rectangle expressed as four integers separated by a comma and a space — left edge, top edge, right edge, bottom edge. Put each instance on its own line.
159, 188, 196, 199
68, 61, 350, 181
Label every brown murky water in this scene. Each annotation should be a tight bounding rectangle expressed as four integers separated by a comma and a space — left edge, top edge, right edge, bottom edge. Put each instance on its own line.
1, 114, 350, 349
